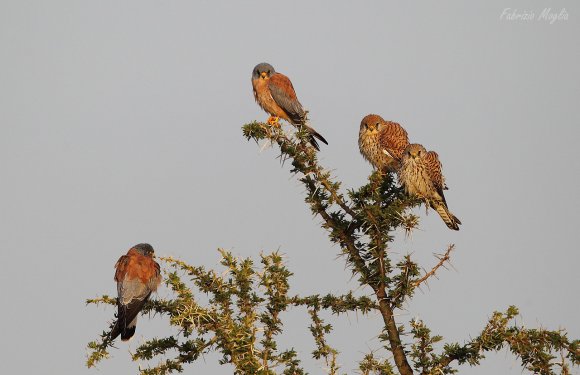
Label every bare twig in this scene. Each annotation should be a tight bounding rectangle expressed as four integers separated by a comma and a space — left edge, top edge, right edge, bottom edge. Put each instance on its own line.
413, 245, 454, 288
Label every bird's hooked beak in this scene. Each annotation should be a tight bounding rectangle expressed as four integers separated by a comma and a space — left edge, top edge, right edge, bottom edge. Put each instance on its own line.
260, 72, 268, 79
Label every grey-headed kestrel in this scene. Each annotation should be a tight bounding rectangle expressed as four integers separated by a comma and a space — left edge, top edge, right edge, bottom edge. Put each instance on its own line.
110, 243, 162, 341
359, 114, 410, 172
252, 62, 328, 151
399, 143, 461, 230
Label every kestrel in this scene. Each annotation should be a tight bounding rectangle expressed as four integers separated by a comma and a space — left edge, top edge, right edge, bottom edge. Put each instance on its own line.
358, 114, 409, 172
252, 62, 328, 151
110, 243, 162, 341
399, 144, 461, 230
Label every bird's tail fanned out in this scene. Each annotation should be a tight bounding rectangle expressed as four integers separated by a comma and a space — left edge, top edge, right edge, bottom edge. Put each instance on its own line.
433, 202, 461, 231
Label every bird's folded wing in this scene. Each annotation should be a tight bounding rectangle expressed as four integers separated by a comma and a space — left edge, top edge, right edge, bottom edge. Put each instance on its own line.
424, 151, 446, 197
268, 74, 305, 123
379, 121, 409, 160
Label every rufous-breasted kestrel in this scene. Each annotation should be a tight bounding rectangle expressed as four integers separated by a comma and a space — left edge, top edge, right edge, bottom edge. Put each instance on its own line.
110, 243, 162, 341
358, 114, 409, 172
252, 62, 328, 151
399, 144, 461, 230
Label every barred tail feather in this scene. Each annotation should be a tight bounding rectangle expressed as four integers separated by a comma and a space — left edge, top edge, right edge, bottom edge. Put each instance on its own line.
433, 202, 461, 231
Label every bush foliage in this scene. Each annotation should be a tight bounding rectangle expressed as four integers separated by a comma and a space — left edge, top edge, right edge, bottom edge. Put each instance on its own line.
87, 123, 579, 374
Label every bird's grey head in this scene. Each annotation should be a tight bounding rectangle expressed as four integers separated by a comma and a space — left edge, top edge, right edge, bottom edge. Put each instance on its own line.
133, 243, 155, 256
252, 62, 276, 80
404, 144, 427, 159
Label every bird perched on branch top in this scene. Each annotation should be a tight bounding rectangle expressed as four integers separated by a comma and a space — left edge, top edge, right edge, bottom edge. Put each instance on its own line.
251, 62, 328, 151
110, 243, 161, 341
399, 144, 461, 230
358, 114, 410, 173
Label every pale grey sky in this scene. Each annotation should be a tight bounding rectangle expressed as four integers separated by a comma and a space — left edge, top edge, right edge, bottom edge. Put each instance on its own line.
0, 1, 578, 374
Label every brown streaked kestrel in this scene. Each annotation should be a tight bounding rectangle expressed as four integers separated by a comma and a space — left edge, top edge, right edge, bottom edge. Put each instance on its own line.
251, 62, 328, 151
110, 243, 162, 341
399, 144, 461, 230
358, 114, 410, 172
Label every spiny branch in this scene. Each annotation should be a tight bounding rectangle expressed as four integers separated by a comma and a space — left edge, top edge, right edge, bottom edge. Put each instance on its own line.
244, 121, 416, 375
434, 306, 580, 375
85, 121, 579, 375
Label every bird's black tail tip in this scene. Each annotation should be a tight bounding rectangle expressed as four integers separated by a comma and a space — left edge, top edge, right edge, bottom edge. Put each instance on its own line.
447, 215, 461, 231
121, 326, 136, 341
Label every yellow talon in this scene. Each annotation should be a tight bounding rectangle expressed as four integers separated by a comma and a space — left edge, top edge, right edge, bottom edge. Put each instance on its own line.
267, 116, 281, 127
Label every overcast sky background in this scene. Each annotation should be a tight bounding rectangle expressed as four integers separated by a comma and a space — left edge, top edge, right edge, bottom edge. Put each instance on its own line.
0, 1, 578, 374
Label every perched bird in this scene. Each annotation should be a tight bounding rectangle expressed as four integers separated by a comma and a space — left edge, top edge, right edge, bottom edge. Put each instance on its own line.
110, 243, 162, 341
399, 144, 461, 230
358, 114, 409, 172
251, 62, 328, 150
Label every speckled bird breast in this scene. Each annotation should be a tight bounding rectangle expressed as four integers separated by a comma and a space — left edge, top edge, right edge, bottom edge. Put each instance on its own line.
359, 131, 397, 171
400, 158, 432, 198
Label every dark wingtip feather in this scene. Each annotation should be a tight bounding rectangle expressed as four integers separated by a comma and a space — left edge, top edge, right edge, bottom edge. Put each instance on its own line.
110, 322, 121, 341
309, 135, 321, 151
310, 129, 328, 146
304, 126, 327, 150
